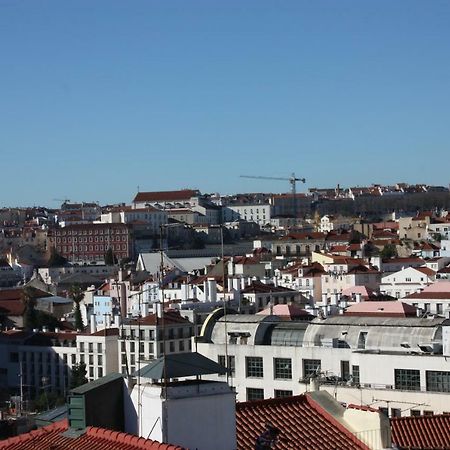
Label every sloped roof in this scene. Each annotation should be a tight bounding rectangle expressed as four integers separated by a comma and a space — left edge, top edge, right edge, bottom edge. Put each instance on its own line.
391, 414, 450, 449
241, 281, 296, 294
133, 189, 199, 203
344, 301, 417, 317
236, 393, 370, 450
134, 352, 227, 379
341, 286, 374, 299
0, 418, 185, 450
257, 303, 311, 319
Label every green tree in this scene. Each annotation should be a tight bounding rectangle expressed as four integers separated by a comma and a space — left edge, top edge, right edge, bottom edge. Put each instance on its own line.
22, 287, 38, 330
380, 243, 398, 259
69, 284, 85, 331
70, 362, 88, 389
104, 247, 117, 265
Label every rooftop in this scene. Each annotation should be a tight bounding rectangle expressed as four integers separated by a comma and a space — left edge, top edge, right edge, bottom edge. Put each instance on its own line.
0, 418, 184, 450
236, 393, 370, 450
391, 414, 450, 450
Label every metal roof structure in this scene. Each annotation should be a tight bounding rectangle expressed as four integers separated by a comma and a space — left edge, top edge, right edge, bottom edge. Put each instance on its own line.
133, 352, 227, 380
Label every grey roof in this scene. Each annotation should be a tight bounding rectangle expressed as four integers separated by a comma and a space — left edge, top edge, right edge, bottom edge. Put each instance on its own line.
138, 252, 214, 274
37, 296, 73, 304
303, 316, 445, 351
70, 372, 124, 394
271, 322, 309, 346
34, 405, 68, 427
134, 352, 227, 379
217, 314, 272, 323
311, 316, 448, 328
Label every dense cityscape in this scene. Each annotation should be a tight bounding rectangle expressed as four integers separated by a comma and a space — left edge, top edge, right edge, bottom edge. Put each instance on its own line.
0, 182, 450, 448
3, 0, 450, 448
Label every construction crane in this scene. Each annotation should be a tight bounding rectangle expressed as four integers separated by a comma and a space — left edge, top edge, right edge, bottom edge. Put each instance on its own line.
240, 173, 305, 196
240, 172, 306, 219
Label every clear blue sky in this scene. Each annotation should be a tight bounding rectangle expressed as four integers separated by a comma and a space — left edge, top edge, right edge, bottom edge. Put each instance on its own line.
1, 0, 450, 206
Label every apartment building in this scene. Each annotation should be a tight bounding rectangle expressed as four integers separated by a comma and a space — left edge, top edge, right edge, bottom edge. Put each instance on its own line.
48, 223, 133, 263
118, 311, 194, 376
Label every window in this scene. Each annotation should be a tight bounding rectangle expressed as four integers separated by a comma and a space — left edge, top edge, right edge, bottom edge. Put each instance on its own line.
340, 361, 350, 381
246, 388, 264, 401
97, 355, 103, 365
410, 410, 421, 417
391, 408, 401, 418
88, 343, 93, 353
352, 365, 360, 384
426, 371, 450, 392
274, 358, 292, 379
303, 359, 321, 379
246, 356, 264, 378
97, 343, 102, 353
394, 369, 421, 391
357, 332, 368, 349
98, 367, 103, 377
423, 410, 434, 416
274, 389, 293, 398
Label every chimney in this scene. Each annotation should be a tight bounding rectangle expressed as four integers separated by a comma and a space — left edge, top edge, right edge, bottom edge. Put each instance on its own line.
180, 283, 189, 301
90, 315, 97, 334
331, 293, 338, 306
322, 293, 328, 305
309, 376, 320, 392
207, 278, 217, 302
156, 302, 163, 319
355, 293, 362, 303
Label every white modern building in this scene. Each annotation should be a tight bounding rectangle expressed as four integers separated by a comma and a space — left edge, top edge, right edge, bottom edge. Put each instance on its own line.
222, 204, 271, 228
197, 310, 450, 416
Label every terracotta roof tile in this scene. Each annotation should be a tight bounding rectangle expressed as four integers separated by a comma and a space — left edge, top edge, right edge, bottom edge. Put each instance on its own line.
0, 419, 185, 449
133, 189, 199, 203
236, 394, 370, 450
391, 414, 450, 449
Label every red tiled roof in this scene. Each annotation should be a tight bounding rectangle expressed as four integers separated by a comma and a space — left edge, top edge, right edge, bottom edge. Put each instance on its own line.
415, 267, 436, 277
133, 189, 199, 203
405, 291, 450, 300
129, 312, 190, 326
0, 299, 25, 316
0, 419, 185, 450
391, 414, 450, 449
241, 281, 296, 294
236, 394, 370, 450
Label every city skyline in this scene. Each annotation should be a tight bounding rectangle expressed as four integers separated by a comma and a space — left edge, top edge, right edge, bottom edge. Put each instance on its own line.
1, 0, 450, 206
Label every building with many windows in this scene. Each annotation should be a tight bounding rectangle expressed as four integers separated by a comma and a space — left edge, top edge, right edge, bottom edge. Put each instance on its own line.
118, 311, 194, 376
197, 310, 450, 416
48, 223, 133, 263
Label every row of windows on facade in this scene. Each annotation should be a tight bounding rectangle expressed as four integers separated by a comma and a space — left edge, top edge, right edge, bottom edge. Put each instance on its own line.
232, 356, 450, 394
57, 244, 128, 253
78, 342, 103, 353
54, 228, 127, 236
121, 339, 192, 357
120, 327, 193, 341
56, 235, 128, 244
276, 245, 321, 255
